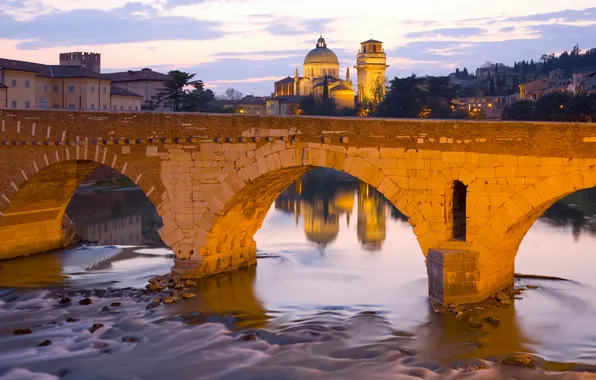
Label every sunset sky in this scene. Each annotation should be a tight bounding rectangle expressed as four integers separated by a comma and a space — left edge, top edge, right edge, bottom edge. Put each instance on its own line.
1, 1, 595, 96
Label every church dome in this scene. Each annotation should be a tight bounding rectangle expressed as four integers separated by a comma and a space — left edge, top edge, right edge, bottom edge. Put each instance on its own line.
304, 36, 339, 65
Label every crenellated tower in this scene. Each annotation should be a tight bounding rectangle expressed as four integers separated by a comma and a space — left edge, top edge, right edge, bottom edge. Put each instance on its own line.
354, 39, 388, 104
59, 52, 101, 73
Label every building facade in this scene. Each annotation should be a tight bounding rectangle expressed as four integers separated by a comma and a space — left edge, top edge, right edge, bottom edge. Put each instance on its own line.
271, 36, 355, 112
221, 96, 267, 115
0, 57, 142, 110
355, 39, 389, 104
101, 68, 170, 110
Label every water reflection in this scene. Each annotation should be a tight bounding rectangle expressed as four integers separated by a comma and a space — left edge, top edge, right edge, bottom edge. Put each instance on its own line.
275, 169, 406, 252
66, 188, 163, 246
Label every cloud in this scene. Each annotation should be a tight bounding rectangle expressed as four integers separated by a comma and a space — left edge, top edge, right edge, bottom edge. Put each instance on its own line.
0, 4, 222, 49
264, 18, 332, 36
211, 76, 286, 84
506, 7, 596, 22
405, 27, 487, 39
499, 26, 515, 33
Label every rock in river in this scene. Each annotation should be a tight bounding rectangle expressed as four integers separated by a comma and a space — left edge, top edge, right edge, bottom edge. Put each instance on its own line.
79, 298, 93, 305
502, 354, 536, 367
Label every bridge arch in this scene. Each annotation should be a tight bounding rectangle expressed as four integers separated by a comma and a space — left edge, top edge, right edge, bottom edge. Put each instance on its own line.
177, 143, 448, 278
0, 145, 166, 259
468, 166, 596, 289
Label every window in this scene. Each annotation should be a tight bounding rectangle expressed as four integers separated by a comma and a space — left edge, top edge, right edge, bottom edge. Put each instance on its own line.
113, 105, 117, 110
120, 105, 124, 110
25, 80, 30, 88
452, 180, 467, 241
11, 79, 16, 87
25, 101, 30, 109
128, 105, 132, 110
134, 106, 139, 110
91, 86, 95, 93
68, 104, 75, 109
53, 85, 59, 92
90, 104, 95, 109
44, 84, 48, 92
372, 44, 377, 53
68, 85, 75, 92
103, 105, 107, 110
53, 104, 59, 108
11, 101, 17, 108
103, 87, 107, 94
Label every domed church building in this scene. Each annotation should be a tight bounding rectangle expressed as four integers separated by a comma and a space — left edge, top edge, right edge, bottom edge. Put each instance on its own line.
272, 36, 355, 110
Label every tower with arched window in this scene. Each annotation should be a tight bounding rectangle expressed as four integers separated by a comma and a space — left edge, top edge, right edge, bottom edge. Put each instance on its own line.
354, 39, 389, 104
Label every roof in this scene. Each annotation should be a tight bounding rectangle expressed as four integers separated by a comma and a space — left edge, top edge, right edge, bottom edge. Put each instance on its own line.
0, 58, 52, 77
304, 36, 339, 65
102, 68, 170, 82
0, 84, 6, 89
110, 85, 142, 97
275, 76, 295, 84
331, 83, 354, 91
0, 58, 104, 79
361, 39, 382, 44
269, 95, 305, 103
237, 96, 267, 105
49, 65, 104, 79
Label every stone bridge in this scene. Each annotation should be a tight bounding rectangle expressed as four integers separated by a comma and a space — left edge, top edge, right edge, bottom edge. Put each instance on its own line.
0, 109, 594, 305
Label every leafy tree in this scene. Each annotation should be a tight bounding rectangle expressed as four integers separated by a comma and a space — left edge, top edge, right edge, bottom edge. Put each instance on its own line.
151, 70, 215, 112
298, 94, 339, 116
488, 80, 496, 96
533, 92, 573, 121
222, 88, 243, 100
502, 100, 535, 120
376, 75, 425, 118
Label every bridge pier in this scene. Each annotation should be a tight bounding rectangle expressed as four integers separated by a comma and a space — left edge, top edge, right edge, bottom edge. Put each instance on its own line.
427, 248, 514, 305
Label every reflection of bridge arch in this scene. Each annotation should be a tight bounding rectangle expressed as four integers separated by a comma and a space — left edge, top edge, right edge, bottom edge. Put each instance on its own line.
0, 144, 165, 259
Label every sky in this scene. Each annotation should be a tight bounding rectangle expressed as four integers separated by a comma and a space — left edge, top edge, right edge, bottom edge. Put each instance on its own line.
1, 0, 595, 96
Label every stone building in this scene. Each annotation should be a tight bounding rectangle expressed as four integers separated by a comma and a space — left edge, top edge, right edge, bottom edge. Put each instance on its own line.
101, 68, 171, 110
354, 39, 389, 104
271, 36, 355, 112
0, 58, 141, 110
221, 95, 267, 115
59, 51, 170, 110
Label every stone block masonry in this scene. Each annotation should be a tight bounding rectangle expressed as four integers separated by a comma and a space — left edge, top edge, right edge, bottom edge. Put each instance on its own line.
1, 109, 596, 305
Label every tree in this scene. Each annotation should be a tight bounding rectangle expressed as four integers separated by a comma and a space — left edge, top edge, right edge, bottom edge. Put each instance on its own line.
377, 75, 425, 118
151, 70, 215, 112
502, 100, 535, 120
223, 88, 243, 100
322, 75, 329, 102
455, 68, 461, 78
488, 80, 496, 96
534, 92, 573, 121
462, 67, 469, 78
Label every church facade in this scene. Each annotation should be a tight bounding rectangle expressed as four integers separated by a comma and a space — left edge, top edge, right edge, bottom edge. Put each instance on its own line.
270, 36, 388, 113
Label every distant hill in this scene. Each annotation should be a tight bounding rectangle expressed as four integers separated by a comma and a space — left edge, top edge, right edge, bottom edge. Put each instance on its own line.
450, 45, 596, 97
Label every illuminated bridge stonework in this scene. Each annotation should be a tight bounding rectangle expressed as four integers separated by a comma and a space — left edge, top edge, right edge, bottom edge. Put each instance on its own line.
1, 110, 595, 305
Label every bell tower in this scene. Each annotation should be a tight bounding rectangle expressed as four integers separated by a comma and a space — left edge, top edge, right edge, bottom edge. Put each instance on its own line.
354, 39, 389, 104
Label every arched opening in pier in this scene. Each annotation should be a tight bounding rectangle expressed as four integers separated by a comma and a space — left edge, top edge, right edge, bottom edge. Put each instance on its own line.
452, 180, 467, 241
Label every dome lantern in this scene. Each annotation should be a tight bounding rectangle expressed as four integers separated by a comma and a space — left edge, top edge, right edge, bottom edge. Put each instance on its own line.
304, 35, 339, 65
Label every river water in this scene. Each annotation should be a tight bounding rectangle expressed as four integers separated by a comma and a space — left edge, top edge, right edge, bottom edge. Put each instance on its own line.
2, 168, 596, 379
